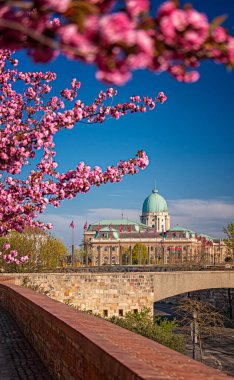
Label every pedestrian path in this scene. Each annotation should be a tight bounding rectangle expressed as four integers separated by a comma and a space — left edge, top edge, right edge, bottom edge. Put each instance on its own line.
0, 306, 53, 380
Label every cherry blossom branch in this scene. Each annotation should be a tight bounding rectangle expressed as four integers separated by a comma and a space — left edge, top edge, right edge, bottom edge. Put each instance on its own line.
0, 1, 233, 84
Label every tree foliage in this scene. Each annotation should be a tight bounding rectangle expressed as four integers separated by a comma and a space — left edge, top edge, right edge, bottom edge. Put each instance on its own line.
223, 223, 234, 260
109, 308, 186, 353
132, 243, 148, 264
0, 228, 66, 272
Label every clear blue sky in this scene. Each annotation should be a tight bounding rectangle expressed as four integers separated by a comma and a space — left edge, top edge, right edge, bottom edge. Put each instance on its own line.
15, 0, 234, 246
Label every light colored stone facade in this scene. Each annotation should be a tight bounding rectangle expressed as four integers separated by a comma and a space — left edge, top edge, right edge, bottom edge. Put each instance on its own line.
140, 211, 170, 231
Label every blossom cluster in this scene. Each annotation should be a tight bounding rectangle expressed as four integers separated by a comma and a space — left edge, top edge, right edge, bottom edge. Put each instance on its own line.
0, 242, 28, 265
0, 1, 233, 84
0, 50, 165, 244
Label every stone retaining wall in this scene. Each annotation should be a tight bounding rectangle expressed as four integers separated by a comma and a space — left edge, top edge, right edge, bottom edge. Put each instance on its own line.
12, 273, 155, 317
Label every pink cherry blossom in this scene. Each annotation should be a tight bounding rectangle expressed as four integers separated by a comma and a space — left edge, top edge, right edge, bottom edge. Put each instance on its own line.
0, 1, 232, 84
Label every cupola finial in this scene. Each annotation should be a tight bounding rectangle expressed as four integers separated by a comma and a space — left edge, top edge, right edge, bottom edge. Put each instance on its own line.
153, 180, 158, 193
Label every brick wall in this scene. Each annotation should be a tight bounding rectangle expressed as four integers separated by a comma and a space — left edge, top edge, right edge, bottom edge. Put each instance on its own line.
0, 280, 231, 380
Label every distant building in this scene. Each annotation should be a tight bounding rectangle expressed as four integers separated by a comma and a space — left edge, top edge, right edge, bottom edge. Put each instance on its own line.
83, 187, 227, 266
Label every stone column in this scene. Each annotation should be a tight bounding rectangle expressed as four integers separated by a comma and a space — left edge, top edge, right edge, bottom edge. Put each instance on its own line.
110, 245, 112, 266
147, 247, 150, 265
163, 246, 167, 264
85, 243, 89, 266
129, 246, 132, 265
119, 246, 122, 265
98, 246, 101, 266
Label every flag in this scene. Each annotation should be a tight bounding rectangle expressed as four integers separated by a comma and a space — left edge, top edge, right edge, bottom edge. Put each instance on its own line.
97, 223, 101, 232
84, 221, 87, 230
70, 221, 74, 229
119, 224, 123, 233
127, 225, 132, 233
108, 223, 112, 231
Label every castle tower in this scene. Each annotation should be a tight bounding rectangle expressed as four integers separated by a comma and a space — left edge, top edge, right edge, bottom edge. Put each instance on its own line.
140, 187, 170, 232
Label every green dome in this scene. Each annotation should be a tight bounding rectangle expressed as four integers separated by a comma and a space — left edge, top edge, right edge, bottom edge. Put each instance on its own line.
142, 188, 168, 213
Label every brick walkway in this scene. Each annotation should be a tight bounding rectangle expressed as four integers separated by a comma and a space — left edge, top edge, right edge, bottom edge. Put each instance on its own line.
0, 306, 53, 380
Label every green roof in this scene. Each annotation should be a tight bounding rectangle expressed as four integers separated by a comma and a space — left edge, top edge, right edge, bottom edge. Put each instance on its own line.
142, 188, 168, 213
197, 233, 214, 241
91, 219, 147, 228
170, 225, 195, 233
100, 227, 118, 232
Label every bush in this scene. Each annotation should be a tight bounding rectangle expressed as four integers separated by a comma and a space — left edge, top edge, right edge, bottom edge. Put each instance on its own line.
108, 308, 186, 354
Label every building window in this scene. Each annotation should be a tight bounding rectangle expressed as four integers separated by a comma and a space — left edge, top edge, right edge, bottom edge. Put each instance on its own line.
103, 256, 109, 264
150, 246, 154, 251
133, 309, 138, 314
112, 246, 116, 251
104, 246, 108, 251
119, 309, 123, 317
103, 310, 108, 317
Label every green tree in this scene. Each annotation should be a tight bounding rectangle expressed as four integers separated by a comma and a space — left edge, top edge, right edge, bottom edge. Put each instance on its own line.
0, 228, 67, 272
132, 243, 148, 265
109, 308, 186, 354
223, 223, 234, 261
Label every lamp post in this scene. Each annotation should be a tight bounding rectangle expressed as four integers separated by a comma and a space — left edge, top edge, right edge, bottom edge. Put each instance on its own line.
191, 310, 198, 360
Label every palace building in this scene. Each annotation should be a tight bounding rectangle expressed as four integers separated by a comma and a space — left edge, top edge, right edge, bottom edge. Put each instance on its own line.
83, 187, 227, 266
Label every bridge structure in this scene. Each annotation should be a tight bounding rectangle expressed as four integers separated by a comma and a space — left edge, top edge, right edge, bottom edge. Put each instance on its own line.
153, 270, 234, 302
0, 271, 233, 380
7, 270, 234, 316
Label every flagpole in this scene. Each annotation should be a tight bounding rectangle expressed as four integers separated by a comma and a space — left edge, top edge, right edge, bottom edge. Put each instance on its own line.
72, 224, 75, 267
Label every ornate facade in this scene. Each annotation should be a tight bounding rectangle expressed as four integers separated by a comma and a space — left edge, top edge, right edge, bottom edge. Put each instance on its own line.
83, 188, 227, 266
